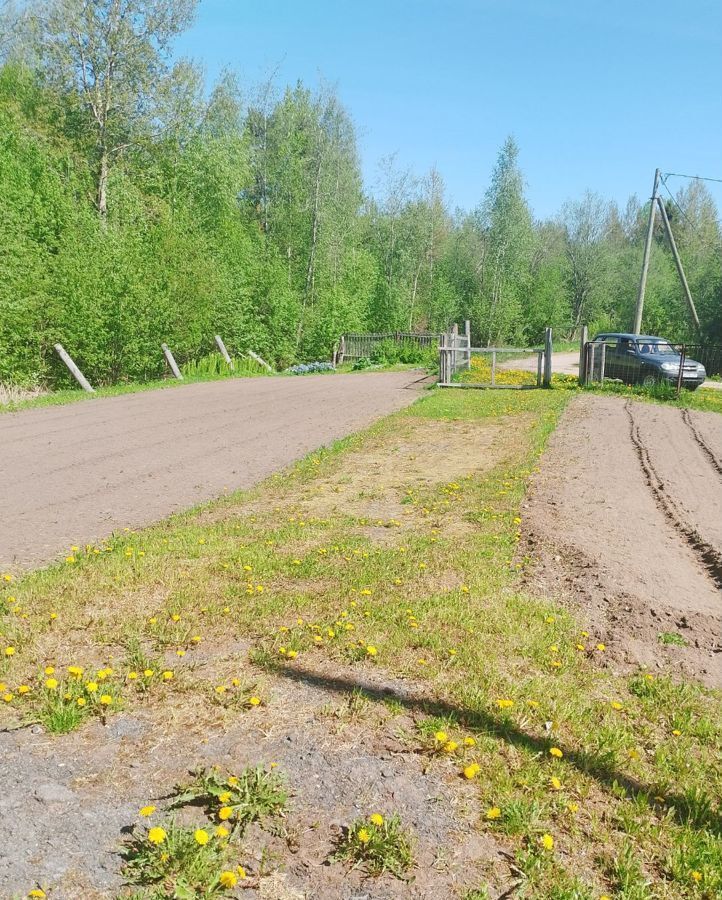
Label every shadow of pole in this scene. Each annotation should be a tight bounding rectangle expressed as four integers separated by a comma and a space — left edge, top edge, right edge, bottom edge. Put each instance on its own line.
267, 661, 721, 837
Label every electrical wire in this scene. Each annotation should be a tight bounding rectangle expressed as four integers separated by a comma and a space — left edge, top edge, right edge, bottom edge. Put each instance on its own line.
663, 171, 722, 185
659, 175, 722, 250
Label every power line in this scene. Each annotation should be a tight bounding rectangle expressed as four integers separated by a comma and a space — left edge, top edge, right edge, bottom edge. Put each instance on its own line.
659, 174, 722, 250
663, 171, 722, 185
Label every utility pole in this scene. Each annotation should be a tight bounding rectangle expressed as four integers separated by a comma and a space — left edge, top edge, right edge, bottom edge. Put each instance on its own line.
655, 195, 700, 330
633, 168, 661, 334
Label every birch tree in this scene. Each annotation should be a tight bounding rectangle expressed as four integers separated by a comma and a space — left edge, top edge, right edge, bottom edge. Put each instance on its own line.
38, 0, 197, 220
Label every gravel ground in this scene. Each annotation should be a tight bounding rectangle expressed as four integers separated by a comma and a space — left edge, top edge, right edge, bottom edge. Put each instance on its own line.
0, 659, 509, 900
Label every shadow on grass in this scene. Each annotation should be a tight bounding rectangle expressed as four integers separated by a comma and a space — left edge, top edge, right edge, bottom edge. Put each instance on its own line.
270, 661, 721, 837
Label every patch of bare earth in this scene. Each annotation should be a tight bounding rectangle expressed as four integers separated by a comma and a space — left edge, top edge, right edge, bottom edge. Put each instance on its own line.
1, 656, 513, 899
521, 394, 722, 686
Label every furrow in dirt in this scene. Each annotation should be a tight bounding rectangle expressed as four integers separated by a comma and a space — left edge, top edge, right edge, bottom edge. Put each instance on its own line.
625, 400, 722, 591
520, 394, 721, 686
681, 407, 722, 478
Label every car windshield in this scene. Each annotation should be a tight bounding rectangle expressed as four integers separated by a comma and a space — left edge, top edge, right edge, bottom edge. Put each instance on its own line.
638, 341, 676, 356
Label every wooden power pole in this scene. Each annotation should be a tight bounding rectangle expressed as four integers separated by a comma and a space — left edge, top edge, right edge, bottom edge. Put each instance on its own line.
633, 167, 700, 334
655, 195, 700, 330
633, 168, 660, 334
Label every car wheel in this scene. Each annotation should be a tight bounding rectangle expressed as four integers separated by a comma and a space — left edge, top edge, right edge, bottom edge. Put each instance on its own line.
642, 373, 658, 387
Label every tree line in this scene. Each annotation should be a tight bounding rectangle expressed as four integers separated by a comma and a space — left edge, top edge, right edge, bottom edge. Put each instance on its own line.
1, 0, 720, 388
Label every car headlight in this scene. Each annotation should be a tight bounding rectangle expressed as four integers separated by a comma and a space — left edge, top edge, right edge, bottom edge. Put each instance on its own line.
660, 362, 678, 371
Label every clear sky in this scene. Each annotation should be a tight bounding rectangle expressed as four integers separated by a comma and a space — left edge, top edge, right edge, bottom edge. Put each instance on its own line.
175, 0, 722, 219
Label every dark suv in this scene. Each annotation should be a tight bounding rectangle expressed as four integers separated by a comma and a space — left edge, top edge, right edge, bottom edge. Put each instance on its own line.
592, 333, 706, 390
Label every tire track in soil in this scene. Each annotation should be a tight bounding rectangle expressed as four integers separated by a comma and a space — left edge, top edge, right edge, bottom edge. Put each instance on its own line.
681, 407, 722, 478
626, 400, 722, 591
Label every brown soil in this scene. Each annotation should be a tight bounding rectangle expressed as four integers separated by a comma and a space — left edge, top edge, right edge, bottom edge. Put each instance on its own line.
0, 372, 424, 572
521, 394, 722, 686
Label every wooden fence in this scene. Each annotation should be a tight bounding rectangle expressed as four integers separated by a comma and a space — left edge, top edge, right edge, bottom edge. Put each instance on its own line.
337, 331, 441, 362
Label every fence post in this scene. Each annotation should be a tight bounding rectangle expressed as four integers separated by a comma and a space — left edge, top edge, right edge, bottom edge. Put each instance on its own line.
599, 341, 606, 384
491, 349, 497, 386
162, 343, 183, 380
586, 343, 595, 385
536, 350, 543, 387
451, 323, 459, 376
578, 325, 588, 384
214, 335, 234, 369
339, 335, 346, 365
676, 346, 685, 397
464, 320, 471, 370
543, 327, 553, 386
54, 343, 95, 393
247, 350, 274, 373
439, 333, 448, 385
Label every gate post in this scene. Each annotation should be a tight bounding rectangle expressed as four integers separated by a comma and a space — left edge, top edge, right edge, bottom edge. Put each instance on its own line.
578, 325, 588, 384
464, 320, 471, 370
543, 327, 553, 386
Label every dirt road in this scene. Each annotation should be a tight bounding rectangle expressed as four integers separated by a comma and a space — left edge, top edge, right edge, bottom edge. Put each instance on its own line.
0, 372, 424, 571
502, 349, 722, 389
523, 394, 722, 685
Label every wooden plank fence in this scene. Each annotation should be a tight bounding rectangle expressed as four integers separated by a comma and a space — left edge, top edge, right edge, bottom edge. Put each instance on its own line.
338, 331, 441, 362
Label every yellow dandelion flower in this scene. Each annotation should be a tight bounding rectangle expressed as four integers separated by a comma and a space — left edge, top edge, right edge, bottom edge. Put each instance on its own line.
4, 646, 15, 657
219, 791, 232, 803
496, 698, 514, 709
463, 763, 480, 780
3, 693, 14, 703
218, 806, 233, 820
162, 671, 174, 681
44, 666, 55, 675
550, 776, 562, 791
45, 678, 58, 690
485, 807, 501, 820
248, 696, 261, 706
215, 685, 227, 694
67, 666, 83, 678
549, 747, 563, 758
369, 813, 384, 827
147, 826, 167, 845
672, 729, 681, 736
139, 805, 156, 817
443, 740, 459, 753
216, 825, 230, 838
171, 614, 181, 622
463, 736, 476, 747
434, 730, 448, 743
28, 891, 46, 898
17, 685, 30, 695
227, 776, 238, 786
610, 701, 623, 710
85, 682, 98, 693
357, 828, 371, 844
127, 671, 138, 680
540, 833, 554, 850
366, 645, 377, 657
596, 643, 606, 651
99, 694, 112, 705
691, 871, 702, 882
219, 871, 237, 888
194, 829, 210, 845
287, 650, 298, 659
566, 802, 579, 813
236, 866, 247, 879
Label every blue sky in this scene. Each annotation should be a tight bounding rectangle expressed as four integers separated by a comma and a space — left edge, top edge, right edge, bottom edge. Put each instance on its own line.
175, 0, 722, 219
